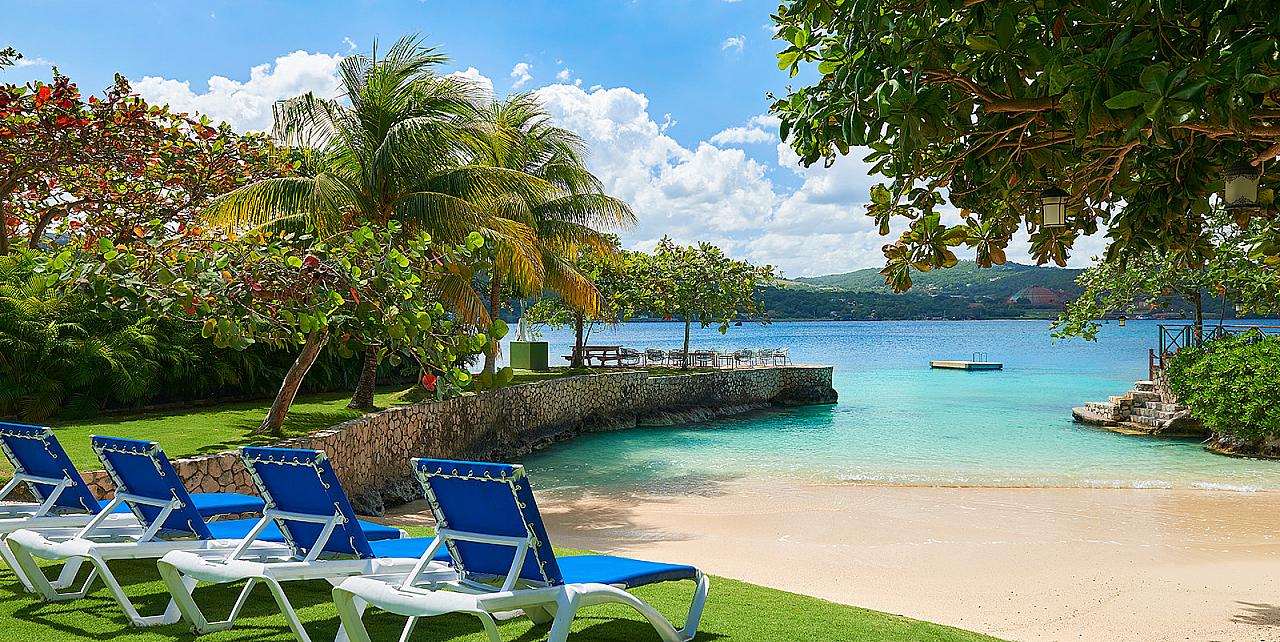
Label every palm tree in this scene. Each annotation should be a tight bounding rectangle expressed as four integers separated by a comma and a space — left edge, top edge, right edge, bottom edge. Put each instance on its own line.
468, 94, 635, 375
202, 35, 545, 429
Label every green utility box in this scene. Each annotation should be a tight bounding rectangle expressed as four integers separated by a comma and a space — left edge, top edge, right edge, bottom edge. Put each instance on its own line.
509, 341, 550, 371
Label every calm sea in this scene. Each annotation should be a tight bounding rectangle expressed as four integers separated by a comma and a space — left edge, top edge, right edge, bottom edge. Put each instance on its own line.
507, 320, 1280, 492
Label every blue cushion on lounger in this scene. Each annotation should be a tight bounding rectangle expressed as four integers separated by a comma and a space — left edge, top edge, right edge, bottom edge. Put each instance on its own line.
556, 555, 698, 589
205, 518, 402, 544
368, 537, 452, 561
99, 493, 264, 518
97, 499, 134, 514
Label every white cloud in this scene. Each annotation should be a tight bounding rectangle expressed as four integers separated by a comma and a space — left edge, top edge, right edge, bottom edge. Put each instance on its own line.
533, 83, 907, 277
509, 62, 533, 89
721, 35, 746, 52
343, 37, 358, 52
10, 56, 55, 69
710, 114, 780, 145
446, 66, 494, 98
133, 50, 343, 132
129, 55, 1097, 277
556, 68, 572, 82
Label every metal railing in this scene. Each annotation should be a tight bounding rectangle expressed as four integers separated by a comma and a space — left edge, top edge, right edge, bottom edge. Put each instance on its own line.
1149, 323, 1280, 379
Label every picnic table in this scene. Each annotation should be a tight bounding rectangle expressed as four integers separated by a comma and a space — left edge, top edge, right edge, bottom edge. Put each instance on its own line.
563, 345, 623, 367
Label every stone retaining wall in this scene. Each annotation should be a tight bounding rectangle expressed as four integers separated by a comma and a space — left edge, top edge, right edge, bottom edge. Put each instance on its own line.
82, 365, 837, 513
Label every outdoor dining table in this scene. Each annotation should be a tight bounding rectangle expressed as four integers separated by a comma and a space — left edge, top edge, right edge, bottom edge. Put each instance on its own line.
564, 345, 623, 367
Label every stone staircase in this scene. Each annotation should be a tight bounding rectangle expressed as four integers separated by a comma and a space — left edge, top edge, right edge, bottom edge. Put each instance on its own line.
1072, 380, 1206, 437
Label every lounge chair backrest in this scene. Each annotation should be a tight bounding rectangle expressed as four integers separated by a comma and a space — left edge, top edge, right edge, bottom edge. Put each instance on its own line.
91, 436, 212, 537
413, 458, 563, 586
240, 447, 374, 559
0, 423, 98, 513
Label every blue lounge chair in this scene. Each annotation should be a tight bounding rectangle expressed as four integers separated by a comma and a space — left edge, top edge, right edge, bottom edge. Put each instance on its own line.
333, 459, 709, 642
157, 447, 451, 642
0, 423, 263, 592
5, 436, 404, 626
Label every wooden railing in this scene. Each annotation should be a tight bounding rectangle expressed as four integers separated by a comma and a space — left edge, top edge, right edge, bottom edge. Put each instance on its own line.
1150, 323, 1280, 379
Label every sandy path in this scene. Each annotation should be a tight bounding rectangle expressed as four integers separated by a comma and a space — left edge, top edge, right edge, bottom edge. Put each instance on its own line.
387, 480, 1280, 641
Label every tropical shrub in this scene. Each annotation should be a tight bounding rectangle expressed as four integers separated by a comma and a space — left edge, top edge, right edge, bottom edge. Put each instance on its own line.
0, 249, 385, 420
1166, 332, 1280, 442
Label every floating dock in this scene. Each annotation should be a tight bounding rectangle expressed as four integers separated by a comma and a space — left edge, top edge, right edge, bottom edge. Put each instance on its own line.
930, 360, 1003, 370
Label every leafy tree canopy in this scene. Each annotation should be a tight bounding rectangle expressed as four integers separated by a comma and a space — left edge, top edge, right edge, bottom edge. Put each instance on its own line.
0, 73, 290, 256
772, 0, 1280, 290
1053, 212, 1280, 340
629, 237, 776, 366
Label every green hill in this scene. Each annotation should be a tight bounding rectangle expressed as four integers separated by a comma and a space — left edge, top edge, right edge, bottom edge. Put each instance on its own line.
793, 261, 1083, 299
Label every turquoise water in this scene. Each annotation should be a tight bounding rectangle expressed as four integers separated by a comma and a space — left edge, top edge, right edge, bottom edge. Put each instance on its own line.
511, 320, 1280, 492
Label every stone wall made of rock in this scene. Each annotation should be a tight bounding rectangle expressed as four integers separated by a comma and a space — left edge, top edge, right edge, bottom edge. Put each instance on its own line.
80, 365, 837, 514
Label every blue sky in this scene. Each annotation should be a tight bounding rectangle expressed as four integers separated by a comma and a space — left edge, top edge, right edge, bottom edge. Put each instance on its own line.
1, 1, 1100, 276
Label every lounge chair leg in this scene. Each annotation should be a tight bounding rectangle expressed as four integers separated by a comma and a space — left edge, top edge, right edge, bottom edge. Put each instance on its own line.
51, 556, 87, 590
476, 612, 503, 642
80, 552, 181, 627
335, 594, 366, 642
156, 559, 245, 633
263, 576, 314, 642
677, 572, 711, 642
334, 586, 374, 642
546, 588, 582, 642
0, 536, 38, 592
397, 616, 417, 642
526, 605, 555, 625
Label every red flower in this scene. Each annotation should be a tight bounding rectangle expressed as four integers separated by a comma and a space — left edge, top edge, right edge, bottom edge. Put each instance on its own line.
302, 254, 320, 268
421, 373, 437, 391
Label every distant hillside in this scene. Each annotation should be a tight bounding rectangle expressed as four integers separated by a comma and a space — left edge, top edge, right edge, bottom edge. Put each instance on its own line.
793, 261, 1084, 299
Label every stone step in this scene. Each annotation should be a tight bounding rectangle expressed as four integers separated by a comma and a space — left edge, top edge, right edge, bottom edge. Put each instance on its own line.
1109, 395, 1134, 406
1128, 390, 1161, 403
1131, 415, 1168, 428
1134, 400, 1188, 413
1073, 406, 1118, 426
1134, 380, 1157, 392
1131, 406, 1183, 420
1084, 401, 1123, 420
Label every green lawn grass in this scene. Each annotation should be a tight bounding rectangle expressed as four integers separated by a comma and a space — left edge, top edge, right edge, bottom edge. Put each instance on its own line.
0, 387, 414, 483
0, 527, 1002, 642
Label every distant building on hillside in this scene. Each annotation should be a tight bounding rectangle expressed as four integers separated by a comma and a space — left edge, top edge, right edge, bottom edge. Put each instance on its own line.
1007, 286, 1067, 308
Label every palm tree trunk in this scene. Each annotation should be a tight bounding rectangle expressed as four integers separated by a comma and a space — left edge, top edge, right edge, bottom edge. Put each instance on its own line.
348, 345, 379, 410
572, 312, 585, 368
260, 330, 328, 436
482, 274, 503, 376
682, 317, 691, 369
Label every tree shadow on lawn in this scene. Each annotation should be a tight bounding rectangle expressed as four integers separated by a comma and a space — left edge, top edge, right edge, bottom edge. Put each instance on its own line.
4, 559, 725, 642
189, 409, 369, 455
7, 559, 338, 641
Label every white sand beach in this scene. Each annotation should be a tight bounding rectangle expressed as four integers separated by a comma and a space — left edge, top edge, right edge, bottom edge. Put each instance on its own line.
389, 480, 1280, 641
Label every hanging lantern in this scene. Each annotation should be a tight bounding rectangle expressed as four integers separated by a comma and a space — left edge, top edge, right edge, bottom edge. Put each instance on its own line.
1222, 158, 1262, 211
1234, 301, 1245, 317
1118, 315, 1127, 327
1039, 187, 1069, 228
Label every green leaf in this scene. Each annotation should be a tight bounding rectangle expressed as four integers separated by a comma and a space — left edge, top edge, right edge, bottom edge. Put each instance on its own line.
966, 34, 1000, 52
1104, 90, 1152, 110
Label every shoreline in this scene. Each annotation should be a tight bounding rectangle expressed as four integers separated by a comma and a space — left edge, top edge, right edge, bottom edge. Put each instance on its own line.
386, 478, 1280, 641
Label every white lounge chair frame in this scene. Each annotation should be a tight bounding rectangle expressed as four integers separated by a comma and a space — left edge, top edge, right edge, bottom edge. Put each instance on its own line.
332, 461, 709, 642
5, 490, 287, 626
155, 447, 431, 642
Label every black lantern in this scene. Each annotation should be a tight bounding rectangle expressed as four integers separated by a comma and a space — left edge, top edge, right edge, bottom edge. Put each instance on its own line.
1118, 315, 1127, 327
1039, 187, 1069, 228
1235, 301, 1246, 317
1222, 158, 1262, 211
